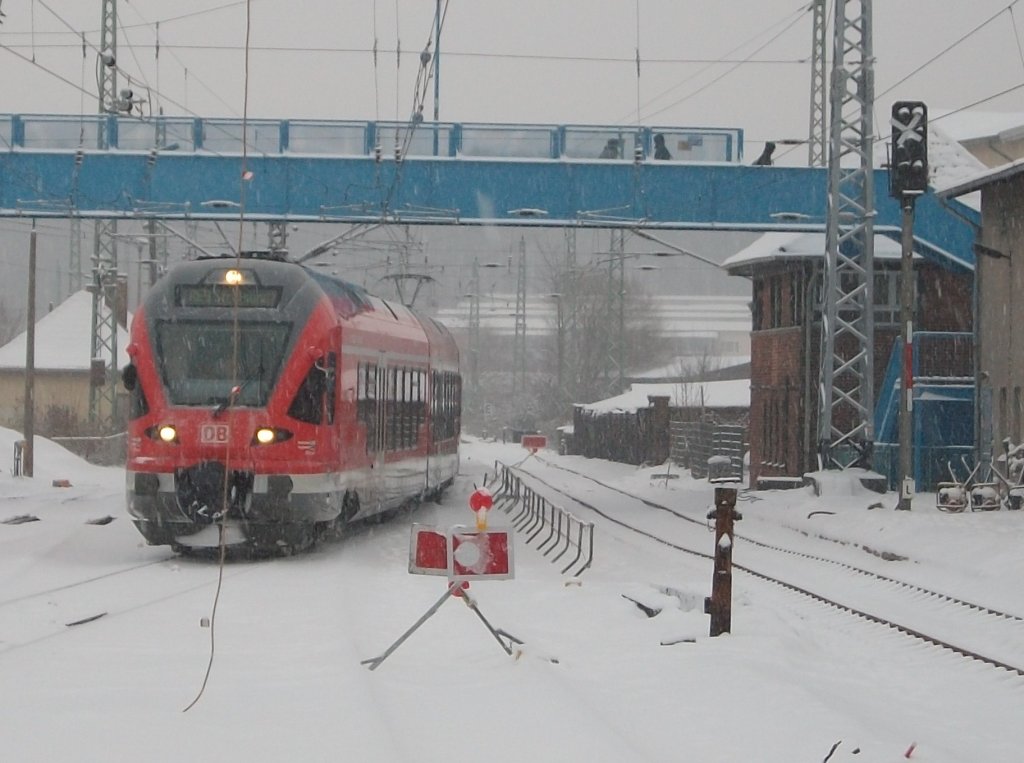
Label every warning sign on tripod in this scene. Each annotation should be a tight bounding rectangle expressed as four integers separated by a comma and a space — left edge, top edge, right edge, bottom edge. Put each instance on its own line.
361, 486, 521, 671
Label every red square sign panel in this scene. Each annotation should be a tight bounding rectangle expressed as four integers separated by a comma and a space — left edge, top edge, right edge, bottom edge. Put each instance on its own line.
450, 529, 513, 581
521, 434, 547, 452
409, 525, 448, 576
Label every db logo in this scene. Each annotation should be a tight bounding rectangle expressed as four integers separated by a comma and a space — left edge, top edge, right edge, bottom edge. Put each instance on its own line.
199, 424, 230, 444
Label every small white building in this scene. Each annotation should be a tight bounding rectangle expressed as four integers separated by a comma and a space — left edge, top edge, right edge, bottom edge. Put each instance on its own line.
0, 291, 131, 431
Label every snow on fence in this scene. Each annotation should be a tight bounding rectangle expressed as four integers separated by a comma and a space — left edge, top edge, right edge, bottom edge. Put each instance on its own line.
670, 419, 746, 482
490, 462, 593, 576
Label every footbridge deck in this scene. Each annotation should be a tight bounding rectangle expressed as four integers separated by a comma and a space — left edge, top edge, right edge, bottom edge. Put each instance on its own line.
0, 114, 976, 268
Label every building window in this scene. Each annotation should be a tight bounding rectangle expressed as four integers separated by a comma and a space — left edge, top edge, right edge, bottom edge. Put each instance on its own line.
1000, 386, 1009, 446
791, 271, 805, 325
1015, 387, 1022, 445
873, 270, 906, 326
770, 275, 783, 328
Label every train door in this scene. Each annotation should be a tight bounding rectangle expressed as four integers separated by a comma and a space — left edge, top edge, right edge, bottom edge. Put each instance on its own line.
370, 352, 389, 511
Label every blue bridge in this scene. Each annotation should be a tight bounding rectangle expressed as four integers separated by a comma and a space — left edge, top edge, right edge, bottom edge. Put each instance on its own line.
0, 113, 982, 487
0, 113, 977, 270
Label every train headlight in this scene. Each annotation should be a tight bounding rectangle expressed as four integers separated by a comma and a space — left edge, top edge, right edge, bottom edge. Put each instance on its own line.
158, 425, 178, 443
252, 427, 292, 445
224, 269, 243, 285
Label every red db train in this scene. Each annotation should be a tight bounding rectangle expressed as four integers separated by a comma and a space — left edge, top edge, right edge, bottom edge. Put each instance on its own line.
121, 251, 461, 553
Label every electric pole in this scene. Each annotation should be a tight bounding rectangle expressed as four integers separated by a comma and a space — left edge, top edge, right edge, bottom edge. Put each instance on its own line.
512, 235, 527, 402
89, 0, 121, 430
467, 256, 481, 411
818, 0, 876, 470
605, 228, 626, 397
890, 101, 929, 510
807, 0, 827, 167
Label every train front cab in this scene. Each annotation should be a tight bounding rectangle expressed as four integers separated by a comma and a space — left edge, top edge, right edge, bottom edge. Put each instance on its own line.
123, 259, 350, 551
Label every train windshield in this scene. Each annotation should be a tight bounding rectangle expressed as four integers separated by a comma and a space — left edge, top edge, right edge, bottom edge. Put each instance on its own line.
155, 321, 291, 407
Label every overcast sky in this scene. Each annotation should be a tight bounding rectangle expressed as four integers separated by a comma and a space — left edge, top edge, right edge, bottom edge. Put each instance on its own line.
3, 0, 1024, 163
2, 1, 1024, 316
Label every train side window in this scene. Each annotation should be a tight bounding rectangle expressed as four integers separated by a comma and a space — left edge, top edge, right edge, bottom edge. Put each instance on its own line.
324, 352, 336, 425
412, 369, 424, 441
399, 367, 409, 449
130, 381, 149, 420
388, 366, 399, 451
288, 362, 327, 425
363, 363, 378, 453
431, 371, 439, 442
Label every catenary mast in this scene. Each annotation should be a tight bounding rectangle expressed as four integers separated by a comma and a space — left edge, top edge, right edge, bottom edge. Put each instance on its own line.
88, 0, 122, 429
818, 0, 876, 469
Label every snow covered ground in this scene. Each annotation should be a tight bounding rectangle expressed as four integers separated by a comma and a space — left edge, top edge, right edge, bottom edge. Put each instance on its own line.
1, 429, 1022, 762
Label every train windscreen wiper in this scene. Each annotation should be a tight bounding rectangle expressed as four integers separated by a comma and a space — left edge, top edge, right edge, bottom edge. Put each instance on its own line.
212, 364, 265, 418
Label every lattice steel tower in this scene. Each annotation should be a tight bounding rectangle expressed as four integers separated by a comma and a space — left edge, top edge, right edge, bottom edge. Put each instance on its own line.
818, 0, 876, 469
88, 0, 122, 430
807, 0, 828, 167
604, 228, 626, 397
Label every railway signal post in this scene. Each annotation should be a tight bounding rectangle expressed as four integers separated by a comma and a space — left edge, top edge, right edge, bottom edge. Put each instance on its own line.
889, 100, 928, 511
705, 487, 742, 637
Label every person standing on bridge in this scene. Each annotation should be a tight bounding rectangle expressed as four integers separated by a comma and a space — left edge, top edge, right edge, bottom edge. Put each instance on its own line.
752, 141, 776, 166
653, 133, 672, 160
599, 139, 621, 159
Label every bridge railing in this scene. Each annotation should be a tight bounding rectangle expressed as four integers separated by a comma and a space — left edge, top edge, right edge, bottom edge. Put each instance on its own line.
0, 114, 743, 163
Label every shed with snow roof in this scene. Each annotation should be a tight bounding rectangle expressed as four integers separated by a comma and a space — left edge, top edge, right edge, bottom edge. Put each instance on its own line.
0, 291, 131, 433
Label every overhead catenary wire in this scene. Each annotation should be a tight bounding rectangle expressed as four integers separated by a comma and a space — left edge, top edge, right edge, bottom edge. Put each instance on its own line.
1012, 4, 1024, 75
621, 0, 811, 125
872, 0, 1024, 144
1, 4, 360, 216
0, 39, 812, 66
876, 0, 1023, 100
633, 5, 810, 125
634, 0, 641, 127
372, 0, 381, 124
116, 0, 241, 117
32, 0, 240, 117
181, 0, 254, 717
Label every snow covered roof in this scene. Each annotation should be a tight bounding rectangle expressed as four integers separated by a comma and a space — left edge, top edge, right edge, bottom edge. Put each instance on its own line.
935, 155, 1024, 199
721, 232, 907, 276
579, 378, 749, 414
0, 290, 132, 371
631, 355, 750, 380
920, 122, 986, 211
929, 109, 1024, 142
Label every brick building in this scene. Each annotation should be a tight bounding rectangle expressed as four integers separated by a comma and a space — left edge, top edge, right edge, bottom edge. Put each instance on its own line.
940, 160, 1024, 462
722, 232, 973, 488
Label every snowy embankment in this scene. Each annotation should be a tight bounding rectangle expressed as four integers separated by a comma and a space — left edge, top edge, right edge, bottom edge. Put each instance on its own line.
1, 429, 1022, 762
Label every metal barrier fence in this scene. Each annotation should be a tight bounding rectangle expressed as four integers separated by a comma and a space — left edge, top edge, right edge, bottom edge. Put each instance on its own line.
490, 462, 593, 576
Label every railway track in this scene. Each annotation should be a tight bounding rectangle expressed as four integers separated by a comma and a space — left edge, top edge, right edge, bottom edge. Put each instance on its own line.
0, 556, 177, 611
0, 551, 269, 656
510, 457, 1024, 679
